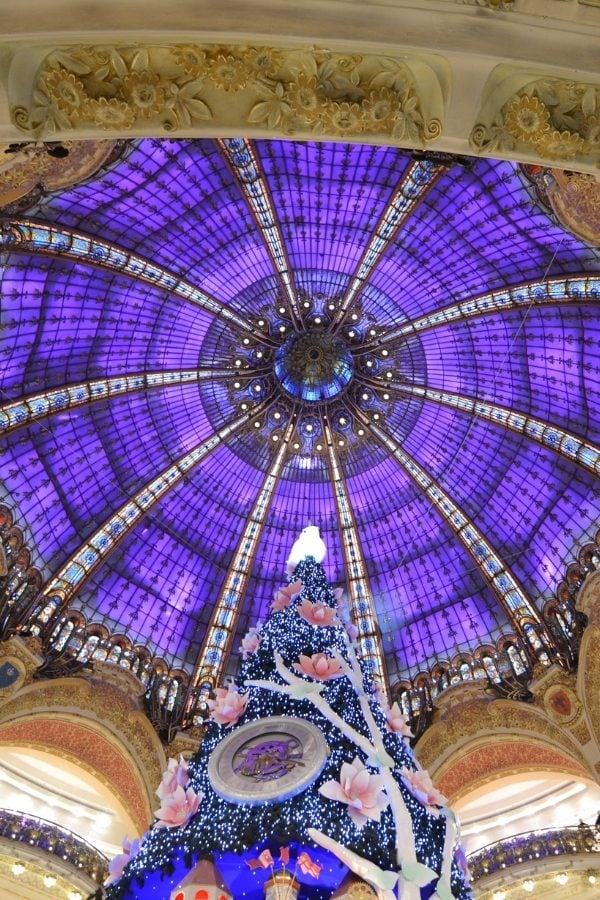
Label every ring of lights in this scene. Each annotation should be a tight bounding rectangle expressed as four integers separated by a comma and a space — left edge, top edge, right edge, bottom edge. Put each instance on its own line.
207, 716, 328, 805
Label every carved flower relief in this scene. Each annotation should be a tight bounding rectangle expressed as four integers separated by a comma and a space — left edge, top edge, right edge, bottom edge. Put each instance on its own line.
22, 43, 434, 142
172, 45, 207, 78
89, 97, 136, 130
537, 129, 586, 161
285, 74, 321, 123
206, 53, 249, 92
323, 101, 364, 136
246, 47, 285, 80
504, 95, 550, 145
121, 72, 167, 119
474, 80, 599, 162
38, 68, 89, 122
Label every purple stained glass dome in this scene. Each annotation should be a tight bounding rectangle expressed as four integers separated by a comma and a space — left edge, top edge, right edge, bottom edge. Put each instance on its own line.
1, 138, 599, 690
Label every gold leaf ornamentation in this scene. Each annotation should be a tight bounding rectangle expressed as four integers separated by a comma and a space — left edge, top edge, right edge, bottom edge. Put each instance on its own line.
11, 42, 447, 144
471, 68, 600, 166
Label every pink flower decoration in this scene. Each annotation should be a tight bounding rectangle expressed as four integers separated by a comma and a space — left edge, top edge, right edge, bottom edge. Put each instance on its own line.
207, 684, 248, 726
156, 755, 190, 800
373, 681, 388, 707
385, 702, 414, 740
401, 767, 447, 811
294, 652, 345, 681
297, 598, 339, 627
154, 784, 202, 828
105, 836, 141, 884
240, 626, 261, 659
346, 622, 359, 642
272, 579, 303, 612
319, 757, 389, 828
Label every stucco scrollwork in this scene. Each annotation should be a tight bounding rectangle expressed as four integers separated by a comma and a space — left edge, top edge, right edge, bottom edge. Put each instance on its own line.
7, 43, 448, 145
471, 65, 600, 167
0, 673, 166, 829
417, 695, 592, 780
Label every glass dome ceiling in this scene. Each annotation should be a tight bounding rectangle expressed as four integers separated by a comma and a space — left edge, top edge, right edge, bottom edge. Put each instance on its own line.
1, 138, 599, 688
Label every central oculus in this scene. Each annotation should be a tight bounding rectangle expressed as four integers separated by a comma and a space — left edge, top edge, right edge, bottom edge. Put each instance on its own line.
274, 331, 354, 402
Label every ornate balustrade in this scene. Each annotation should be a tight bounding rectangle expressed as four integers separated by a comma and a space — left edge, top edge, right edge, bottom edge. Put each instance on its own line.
468, 824, 600, 883
0, 808, 108, 885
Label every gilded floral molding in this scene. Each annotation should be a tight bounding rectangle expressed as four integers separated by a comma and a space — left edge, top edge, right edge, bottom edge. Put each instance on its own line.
8, 43, 447, 145
471, 66, 600, 167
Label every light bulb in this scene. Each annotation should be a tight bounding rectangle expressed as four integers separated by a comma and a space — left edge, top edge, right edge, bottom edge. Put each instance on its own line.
523, 879, 535, 892
11, 863, 25, 876
43, 875, 57, 888
554, 874, 568, 885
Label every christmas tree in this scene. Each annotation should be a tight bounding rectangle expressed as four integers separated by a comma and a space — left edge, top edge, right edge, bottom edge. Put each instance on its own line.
103, 538, 472, 900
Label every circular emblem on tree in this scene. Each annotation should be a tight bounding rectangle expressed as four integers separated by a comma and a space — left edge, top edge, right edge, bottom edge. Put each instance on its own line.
207, 716, 328, 805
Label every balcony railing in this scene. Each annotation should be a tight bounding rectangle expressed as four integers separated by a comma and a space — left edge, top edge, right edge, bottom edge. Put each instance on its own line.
468, 824, 600, 882
0, 808, 108, 885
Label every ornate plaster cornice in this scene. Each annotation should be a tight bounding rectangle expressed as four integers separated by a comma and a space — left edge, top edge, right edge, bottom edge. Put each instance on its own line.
0, 1, 598, 173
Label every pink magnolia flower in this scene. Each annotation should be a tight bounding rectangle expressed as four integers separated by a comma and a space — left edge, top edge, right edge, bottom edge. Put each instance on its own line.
154, 784, 202, 828
401, 767, 447, 811
319, 757, 389, 828
297, 598, 339, 627
240, 626, 261, 659
207, 684, 248, 726
385, 702, 414, 740
373, 680, 388, 707
346, 622, 359, 642
272, 579, 303, 612
294, 652, 345, 681
105, 836, 140, 884
156, 755, 190, 800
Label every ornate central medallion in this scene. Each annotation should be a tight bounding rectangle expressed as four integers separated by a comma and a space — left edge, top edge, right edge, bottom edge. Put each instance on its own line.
274, 331, 354, 402
208, 716, 328, 805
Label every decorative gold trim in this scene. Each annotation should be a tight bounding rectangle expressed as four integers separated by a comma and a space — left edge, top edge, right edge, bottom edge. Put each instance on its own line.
8, 43, 447, 145
471, 65, 600, 167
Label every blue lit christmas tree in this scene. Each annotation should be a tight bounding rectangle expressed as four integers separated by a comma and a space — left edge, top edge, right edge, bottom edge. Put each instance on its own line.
103, 534, 472, 900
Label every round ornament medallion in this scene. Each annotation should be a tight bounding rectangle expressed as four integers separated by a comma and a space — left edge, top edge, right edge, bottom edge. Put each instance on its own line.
207, 716, 328, 805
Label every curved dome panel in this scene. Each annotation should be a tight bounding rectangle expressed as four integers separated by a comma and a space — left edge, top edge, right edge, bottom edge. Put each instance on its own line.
1, 138, 599, 688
